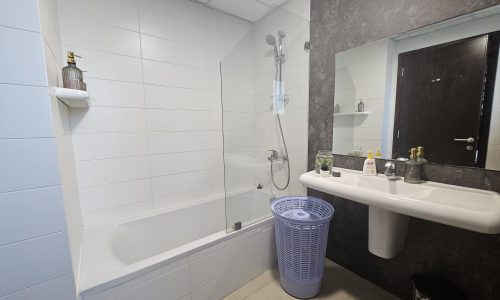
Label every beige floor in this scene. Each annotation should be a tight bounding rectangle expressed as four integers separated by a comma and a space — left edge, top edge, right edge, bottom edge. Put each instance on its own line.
224, 260, 401, 300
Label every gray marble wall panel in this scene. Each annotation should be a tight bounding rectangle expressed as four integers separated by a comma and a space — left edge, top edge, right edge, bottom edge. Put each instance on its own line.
308, 1, 500, 299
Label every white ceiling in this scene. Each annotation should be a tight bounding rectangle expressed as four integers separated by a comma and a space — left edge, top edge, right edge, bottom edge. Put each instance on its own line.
193, 0, 289, 23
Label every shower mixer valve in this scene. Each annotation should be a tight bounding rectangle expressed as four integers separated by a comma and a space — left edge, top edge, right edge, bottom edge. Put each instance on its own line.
267, 149, 288, 161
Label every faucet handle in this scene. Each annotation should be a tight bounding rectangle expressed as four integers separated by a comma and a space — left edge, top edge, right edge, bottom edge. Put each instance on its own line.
267, 149, 278, 160
385, 161, 395, 169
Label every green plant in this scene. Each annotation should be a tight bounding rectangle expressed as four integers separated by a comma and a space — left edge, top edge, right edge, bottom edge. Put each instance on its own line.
319, 158, 330, 171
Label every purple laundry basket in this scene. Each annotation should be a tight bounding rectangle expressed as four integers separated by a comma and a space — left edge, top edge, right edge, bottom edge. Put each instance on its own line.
271, 196, 334, 298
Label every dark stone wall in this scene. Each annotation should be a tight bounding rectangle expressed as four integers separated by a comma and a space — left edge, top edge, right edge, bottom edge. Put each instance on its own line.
308, 1, 500, 299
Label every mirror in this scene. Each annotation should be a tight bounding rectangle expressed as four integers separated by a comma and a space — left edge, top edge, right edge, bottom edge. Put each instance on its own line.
332, 6, 500, 171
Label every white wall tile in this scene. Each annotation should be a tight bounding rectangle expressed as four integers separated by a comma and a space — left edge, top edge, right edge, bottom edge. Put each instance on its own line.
221, 93, 255, 112
140, 0, 208, 27
0, 27, 47, 86
0, 232, 72, 297
150, 151, 212, 177
72, 133, 148, 161
191, 256, 262, 300
262, 227, 277, 270
0, 85, 53, 138
113, 266, 190, 300
57, 0, 139, 31
0, 186, 66, 246
141, 34, 207, 69
0, 139, 60, 193
223, 131, 256, 148
153, 187, 214, 209
151, 170, 212, 199
142, 60, 208, 90
146, 109, 210, 132
190, 232, 262, 290
0, 273, 76, 300
82, 259, 189, 300
61, 47, 143, 83
144, 85, 209, 110
139, 9, 207, 48
85, 78, 145, 108
76, 156, 150, 187
70, 107, 147, 134
38, 0, 62, 62
223, 112, 255, 130
59, 16, 141, 57
79, 179, 152, 214
148, 132, 210, 154
0, 0, 40, 32
83, 201, 154, 227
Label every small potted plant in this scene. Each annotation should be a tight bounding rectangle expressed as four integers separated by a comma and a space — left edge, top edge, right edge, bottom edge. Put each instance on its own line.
319, 159, 330, 177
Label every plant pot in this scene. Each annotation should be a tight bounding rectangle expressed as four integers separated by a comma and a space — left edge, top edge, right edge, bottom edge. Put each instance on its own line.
320, 169, 330, 177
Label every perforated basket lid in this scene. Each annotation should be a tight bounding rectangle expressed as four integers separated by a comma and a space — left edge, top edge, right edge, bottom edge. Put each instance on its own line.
271, 196, 334, 223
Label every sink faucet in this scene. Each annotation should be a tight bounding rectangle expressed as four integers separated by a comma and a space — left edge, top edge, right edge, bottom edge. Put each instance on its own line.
384, 161, 398, 180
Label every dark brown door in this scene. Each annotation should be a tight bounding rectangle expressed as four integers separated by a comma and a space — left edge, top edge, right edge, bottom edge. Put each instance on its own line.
393, 35, 489, 166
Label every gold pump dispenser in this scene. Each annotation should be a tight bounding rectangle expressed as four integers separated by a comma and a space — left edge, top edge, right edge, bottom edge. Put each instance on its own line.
62, 51, 86, 91
416, 146, 428, 163
405, 147, 422, 184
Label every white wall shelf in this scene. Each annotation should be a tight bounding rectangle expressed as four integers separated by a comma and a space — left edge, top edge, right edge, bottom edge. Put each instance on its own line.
53, 87, 90, 108
334, 111, 370, 117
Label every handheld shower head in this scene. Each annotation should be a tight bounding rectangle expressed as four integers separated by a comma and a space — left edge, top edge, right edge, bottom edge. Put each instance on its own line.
266, 34, 278, 59
265, 34, 276, 46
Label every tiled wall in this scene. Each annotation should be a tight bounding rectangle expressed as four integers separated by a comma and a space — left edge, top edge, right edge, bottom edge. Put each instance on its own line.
56, 0, 253, 226
309, 1, 500, 299
252, 0, 310, 197
0, 0, 77, 299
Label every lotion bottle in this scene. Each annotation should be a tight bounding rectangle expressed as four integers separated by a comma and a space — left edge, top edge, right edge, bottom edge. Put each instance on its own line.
363, 150, 377, 176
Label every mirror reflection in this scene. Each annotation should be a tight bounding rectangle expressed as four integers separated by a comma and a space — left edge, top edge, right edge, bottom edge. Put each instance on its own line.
332, 8, 500, 170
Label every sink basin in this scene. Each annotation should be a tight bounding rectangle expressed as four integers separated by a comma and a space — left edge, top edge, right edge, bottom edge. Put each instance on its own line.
300, 168, 500, 233
300, 168, 500, 258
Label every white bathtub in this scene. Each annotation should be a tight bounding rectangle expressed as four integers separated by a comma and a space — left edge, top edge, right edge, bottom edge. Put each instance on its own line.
79, 189, 276, 300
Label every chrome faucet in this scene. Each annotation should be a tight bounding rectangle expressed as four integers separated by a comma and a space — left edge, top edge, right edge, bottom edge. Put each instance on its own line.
267, 149, 288, 161
267, 149, 279, 161
384, 161, 398, 180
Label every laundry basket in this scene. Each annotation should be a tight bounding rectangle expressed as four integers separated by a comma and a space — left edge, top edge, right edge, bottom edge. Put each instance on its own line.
271, 196, 334, 298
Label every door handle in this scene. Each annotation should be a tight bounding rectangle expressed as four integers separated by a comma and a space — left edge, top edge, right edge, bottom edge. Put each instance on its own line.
453, 137, 474, 143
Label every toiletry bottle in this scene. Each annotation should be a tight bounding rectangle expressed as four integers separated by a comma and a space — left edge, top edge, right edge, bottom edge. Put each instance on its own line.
334, 103, 341, 113
404, 148, 422, 184
375, 148, 382, 159
62, 51, 86, 91
357, 99, 364, 112
363, 150, 377, 176
416, 146, 428, 164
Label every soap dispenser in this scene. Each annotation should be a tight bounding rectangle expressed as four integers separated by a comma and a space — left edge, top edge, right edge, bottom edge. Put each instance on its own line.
357, 99, 364, 112
363, 150, 377, 176
62, 51, 86, 91
416, 146, 428, 164
404, 148, 422, 184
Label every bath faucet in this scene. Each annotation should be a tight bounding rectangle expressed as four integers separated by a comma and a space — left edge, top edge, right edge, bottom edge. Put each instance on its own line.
384, 161, 398, 180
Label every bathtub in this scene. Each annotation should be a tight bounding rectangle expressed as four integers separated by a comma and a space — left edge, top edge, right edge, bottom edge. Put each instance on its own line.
79, 189, 276, 300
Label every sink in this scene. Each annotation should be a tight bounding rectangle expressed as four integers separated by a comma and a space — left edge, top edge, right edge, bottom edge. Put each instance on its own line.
300, 168, 500, 258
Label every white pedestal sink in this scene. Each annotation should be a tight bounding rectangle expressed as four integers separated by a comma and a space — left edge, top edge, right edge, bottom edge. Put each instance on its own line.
300, 168, 500, 258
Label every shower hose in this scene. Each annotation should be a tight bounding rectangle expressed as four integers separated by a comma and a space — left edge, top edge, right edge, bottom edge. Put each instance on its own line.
270, 114, 290, 191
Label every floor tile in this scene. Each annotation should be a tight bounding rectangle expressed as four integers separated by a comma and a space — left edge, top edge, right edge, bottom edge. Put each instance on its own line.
225, 260, 400, 300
